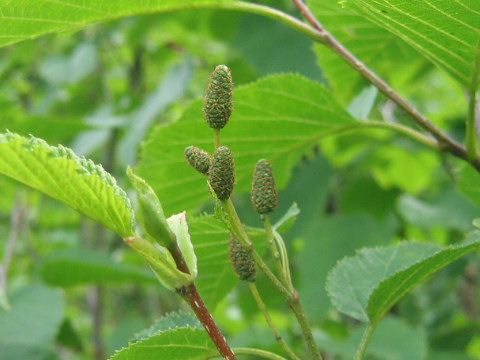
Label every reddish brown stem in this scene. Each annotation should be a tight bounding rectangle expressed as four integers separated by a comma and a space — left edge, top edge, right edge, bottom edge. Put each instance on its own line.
168, 243, 238, 360
182, 283, 237, 360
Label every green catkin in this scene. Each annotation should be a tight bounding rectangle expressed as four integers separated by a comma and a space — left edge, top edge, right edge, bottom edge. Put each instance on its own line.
208, 146, 235, 201
229, 234, 256, 282
184, 146, 211, 175
251, 159, 278, 214
204, 65, 233, 129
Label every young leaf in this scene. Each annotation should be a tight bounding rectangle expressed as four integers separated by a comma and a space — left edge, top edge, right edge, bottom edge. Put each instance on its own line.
327, 233, 480, 324
342, 0, 480, 88
0, 132, 135, 237
273, 202, 300, 233
109, 327, 218, 360
138, 74, 356, 214
39, 250, 156, 287
167, 212, 198, 279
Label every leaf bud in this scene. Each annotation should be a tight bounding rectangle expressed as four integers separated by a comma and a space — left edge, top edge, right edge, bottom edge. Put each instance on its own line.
204, 65, 233, 129
229, 234, 256, 282
184, 146, 211, 175
127, 167, 176, 248
208, 146, 235, 201
251, 159, 278, 214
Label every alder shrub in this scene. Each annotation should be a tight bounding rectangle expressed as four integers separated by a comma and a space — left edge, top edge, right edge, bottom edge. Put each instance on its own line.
0, 1, 480, 360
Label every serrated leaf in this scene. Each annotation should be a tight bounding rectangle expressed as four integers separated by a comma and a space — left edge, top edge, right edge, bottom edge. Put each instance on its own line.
0, 133, 135, 237
327, 234, 480, 324
311, 0, 424, 101
39, 250, 156, 287
343, 0, 480, 88
0, 0, 239, 48
189, 215, 265, 309
109, 327, 217, 360
138, 74, 356, 214
134, 312, 201, 342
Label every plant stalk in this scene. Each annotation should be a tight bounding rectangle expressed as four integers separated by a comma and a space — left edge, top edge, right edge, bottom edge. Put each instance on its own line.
249, 283, 301, 360
353, 324, 376, 360
222, 199, 322, 360
466, 38, 480, 161
168, 242, 238, 360
263, 215, 285, 282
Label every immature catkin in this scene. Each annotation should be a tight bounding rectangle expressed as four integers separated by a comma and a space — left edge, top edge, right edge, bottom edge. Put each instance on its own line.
184, 146, 211, 175
251, 159, 278, 214
208, 146, 235, 201
229, 234, 256, 282
204, 65, 233, 129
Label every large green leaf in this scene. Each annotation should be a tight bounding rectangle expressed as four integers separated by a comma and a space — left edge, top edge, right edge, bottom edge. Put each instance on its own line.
343, 0, 480, 89
0, 132, 135, 237
39, 250, 156, 287
110, 327, 217, 360
0, 285, 64, 360
327, 232, 480, 324
0, 0, 238, 48
310, 0, 424, 102
138, 74, 356, 214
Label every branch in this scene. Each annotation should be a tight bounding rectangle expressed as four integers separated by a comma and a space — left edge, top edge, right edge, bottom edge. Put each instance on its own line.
291, 0, 480, 172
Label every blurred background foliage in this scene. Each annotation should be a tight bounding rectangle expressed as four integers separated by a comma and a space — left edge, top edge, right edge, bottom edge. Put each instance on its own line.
0, 1, 479, 359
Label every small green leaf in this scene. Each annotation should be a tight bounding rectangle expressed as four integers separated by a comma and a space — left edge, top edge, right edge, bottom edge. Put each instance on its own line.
39, 250, 156, 287
167, 212, 198, 279
0, 132, 135, 237
273, 202, 300, 233
327, 234, 480, 324
109, 327, 217, 360
127, 167, 175, 248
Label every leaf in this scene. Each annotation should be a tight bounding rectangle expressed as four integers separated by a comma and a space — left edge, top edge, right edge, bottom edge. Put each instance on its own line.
138, 74, 356, 214
273, 202, 300, 233
109, 327, 217, 360
134, 312, 201, 341
0, 284, 64, 360
0, 0, 239, 48
347, 85, 378, 120
0, 132, 135, 237
311, 0, 424, 101
167, 212, 198, 279
39, 250, 156, 287
342, 0, 480, 88
327, 233, 480, 324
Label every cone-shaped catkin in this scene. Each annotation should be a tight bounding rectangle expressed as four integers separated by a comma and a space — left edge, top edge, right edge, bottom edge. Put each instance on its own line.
204, 65, 233, 129
184, 146, 211, 175
229, 234, 256, 282
251, 159, 278, 214
209, 146, 235, 201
